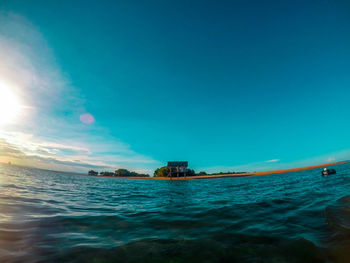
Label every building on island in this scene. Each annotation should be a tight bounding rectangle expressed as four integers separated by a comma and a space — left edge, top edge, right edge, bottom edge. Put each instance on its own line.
167, 161, 188, 177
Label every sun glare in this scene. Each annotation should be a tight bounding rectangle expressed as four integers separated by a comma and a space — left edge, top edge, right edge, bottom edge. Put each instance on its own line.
0, 86, 21, 125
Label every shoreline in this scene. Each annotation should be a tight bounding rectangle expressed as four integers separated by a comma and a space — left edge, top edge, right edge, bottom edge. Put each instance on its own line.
92, 161, 348, 180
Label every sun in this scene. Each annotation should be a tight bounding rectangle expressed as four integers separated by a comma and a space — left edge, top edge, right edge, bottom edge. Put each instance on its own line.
0, 86, 21, 125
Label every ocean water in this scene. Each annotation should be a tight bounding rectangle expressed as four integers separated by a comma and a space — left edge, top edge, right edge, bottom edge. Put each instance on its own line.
1, 163, 350, 263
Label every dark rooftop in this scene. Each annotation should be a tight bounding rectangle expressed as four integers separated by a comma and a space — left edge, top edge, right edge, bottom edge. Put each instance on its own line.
167, 161, 188, 167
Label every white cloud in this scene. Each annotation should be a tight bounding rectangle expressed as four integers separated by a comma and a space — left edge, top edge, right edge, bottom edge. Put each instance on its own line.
265, 159, 280, 163
0, 131, 159, 173
327, 157, 335, 162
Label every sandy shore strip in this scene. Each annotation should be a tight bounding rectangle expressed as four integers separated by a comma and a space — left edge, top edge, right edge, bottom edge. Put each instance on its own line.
91, 161, 349, 180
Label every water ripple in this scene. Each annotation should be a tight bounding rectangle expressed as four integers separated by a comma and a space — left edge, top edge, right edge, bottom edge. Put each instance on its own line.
0, 163, 350, 262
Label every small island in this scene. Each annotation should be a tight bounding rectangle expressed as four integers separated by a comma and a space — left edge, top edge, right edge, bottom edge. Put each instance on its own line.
88, 161, 247, 179
88, 168, 150, 178
153, 161, 246, 178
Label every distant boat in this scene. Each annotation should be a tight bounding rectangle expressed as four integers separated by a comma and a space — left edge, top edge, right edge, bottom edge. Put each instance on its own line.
322, 168, 336, 176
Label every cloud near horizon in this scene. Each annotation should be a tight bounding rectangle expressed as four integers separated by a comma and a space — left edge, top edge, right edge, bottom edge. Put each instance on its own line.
0, 131, 160, 173
265, 159, 280, 163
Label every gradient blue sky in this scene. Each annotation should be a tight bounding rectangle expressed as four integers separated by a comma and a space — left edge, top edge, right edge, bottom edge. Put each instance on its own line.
0, 0, 350, 174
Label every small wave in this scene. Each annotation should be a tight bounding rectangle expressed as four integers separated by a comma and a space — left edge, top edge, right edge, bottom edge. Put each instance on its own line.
52, 235, 325, 263
325, 195, 350, 240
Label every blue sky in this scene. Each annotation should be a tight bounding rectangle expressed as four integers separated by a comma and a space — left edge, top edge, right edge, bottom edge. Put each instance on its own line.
0, 0, 350, 174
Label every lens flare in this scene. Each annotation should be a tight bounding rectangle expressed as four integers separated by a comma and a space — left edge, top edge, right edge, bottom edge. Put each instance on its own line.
0, 86, 21, 125
80, 113, 95, 124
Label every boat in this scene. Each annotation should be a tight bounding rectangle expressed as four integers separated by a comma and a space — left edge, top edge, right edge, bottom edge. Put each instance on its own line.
322, 168, 336, 176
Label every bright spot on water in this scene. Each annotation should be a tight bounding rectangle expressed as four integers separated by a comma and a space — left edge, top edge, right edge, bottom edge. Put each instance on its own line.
80, 113, 95, 124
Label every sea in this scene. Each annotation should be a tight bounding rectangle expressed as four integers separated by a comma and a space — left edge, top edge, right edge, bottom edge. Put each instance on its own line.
1, 162, 350, 263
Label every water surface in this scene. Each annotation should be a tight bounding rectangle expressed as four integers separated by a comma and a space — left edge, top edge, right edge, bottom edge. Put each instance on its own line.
1, 163, 350, 262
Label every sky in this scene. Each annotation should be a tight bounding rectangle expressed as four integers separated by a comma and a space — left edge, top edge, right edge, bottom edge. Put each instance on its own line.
0, 0, 350, 174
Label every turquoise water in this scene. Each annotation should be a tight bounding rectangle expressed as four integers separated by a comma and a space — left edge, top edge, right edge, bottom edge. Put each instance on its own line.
1, 163, 350, 262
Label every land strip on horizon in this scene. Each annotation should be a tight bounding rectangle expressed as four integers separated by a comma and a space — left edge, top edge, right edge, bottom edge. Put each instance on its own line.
92, 161, 348, 180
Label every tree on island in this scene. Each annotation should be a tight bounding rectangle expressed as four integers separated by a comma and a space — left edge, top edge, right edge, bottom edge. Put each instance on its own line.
187, 169, 196, 176
115, 169, 129, 177
100, 171, 115, 176
88, 169, 149, 177
154, 166, 170, 177
209, 171, 247, 175
88, 170, 98, 176
115, 168, 149, 177
154, 167, 196, 177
